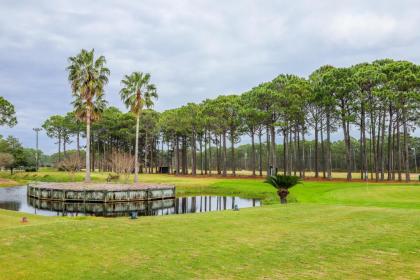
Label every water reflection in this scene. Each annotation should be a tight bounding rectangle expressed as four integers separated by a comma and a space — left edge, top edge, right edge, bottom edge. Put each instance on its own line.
0, 186, 261, 217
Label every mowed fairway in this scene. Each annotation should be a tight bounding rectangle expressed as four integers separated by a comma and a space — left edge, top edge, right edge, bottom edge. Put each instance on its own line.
0, 173, 419, 279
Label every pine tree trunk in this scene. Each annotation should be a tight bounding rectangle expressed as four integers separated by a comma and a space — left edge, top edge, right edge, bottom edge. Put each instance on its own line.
396, 116, 402, 181
326, 111, 332, 179
361, 102, 368, 180
380, 110, 386, 180
91, 134, 95, 172
175, 136, 180, 175
270, 125, 276, 173
387, 105, 393, 180
320, 118, 326, 178
375, 112, 381, 181
58, 133, 62, 163
204, 131, 208, 175
192, 132, 196, 175
199, 136, 203, 175
251, 131, 256, 176
293, 130, 297, 176
258, 130, 262, 176
314, 121, 319, 178
266, 125, 271, 175
340, 101, 352, 181
77, 131, 80, 160
222, 131, 227, 177
63, 136, 67, 158
180, 136, 184, 174
208, 131, 212, 175
302, 126, 306, 178
231, 132, 235, 176
216, 134, 221, 175
403, 109, 410, 181
143, 131, 147, 173
150, 137, 154, 174
296, 125, 301, 177
289, 128, 293, 176
283, 129, 288, 175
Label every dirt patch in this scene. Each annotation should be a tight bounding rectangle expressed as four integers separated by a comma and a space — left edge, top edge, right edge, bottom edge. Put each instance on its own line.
0, 178, 19, 186
169, 174, 420, 184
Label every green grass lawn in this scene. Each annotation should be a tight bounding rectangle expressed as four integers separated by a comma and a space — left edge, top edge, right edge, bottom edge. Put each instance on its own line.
0, 171, 419, 279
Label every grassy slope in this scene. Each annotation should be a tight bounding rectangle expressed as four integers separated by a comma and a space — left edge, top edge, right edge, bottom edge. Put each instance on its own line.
0, 172, 419, 279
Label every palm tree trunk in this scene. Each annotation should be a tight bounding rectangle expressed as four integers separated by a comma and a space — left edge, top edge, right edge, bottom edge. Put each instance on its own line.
134, 114, 140, 183
85, 109, 91, 182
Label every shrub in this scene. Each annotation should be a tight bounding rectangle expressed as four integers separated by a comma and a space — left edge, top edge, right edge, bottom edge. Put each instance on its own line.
264, 175, 302, 204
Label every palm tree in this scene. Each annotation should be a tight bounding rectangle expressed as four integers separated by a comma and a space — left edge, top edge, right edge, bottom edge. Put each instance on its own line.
72, 93, 107, 169
264, 175, 301, 204
66, 49, 110, 182
120, 72, 158, 183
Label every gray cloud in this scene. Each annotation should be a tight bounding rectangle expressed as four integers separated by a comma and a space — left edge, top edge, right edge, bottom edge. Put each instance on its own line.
0, 0, 419, 153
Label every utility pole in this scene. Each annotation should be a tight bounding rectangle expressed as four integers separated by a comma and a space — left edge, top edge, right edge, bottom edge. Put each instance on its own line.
413, 147, 417, 174
33, 128, 42, 171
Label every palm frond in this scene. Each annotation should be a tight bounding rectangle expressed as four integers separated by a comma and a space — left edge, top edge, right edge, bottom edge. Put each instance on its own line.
264, 174, 302, 189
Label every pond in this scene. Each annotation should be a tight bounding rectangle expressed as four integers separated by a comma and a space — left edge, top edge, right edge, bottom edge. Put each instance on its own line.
0, 186, 261, 217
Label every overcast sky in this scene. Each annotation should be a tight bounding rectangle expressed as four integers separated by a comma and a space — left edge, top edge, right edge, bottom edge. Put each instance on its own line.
0, 0, 419, 154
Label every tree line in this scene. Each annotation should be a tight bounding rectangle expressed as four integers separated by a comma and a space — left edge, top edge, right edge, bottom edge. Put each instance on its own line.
41, 49, 419, 182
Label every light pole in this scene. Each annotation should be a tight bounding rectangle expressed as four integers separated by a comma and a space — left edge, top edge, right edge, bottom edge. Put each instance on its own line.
33, 128, 42, 171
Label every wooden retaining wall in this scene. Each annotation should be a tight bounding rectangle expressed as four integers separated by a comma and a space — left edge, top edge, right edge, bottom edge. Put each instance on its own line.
27, 184, 175, 202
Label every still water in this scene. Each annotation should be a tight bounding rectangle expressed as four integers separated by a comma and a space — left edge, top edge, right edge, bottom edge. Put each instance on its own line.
0, 186, 260, 217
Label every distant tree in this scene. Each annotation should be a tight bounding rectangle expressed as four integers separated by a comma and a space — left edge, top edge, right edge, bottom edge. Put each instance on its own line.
109, 151, 134, 182
0, 152, 14, 171
58, 153, 81, 180
323, 67, 357, 180
42, 115, 66, 163
0, 96, 17, 127
241, 90, 266, 176
310, 65, 337, 179
0, 136, 27, 174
